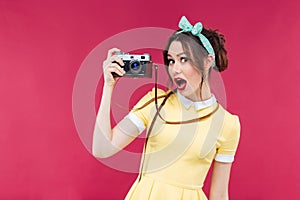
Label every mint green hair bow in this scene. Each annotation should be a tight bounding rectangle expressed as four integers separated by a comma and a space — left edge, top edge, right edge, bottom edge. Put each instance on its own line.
177, 16, 215, 64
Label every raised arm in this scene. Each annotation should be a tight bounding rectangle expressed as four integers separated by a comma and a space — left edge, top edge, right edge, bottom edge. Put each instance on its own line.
92, 48, 141, 158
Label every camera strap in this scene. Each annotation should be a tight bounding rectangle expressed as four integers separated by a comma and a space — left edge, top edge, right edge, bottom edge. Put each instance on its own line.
137, 88, 173, 182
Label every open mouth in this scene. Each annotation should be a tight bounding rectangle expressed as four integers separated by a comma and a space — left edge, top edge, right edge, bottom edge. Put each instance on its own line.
174, 78, 187, 90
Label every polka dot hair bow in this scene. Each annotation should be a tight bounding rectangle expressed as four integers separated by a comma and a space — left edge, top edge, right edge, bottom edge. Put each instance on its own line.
177, 16, 215, 64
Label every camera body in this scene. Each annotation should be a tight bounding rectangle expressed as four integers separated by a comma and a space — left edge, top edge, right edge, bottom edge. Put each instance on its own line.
114, 52, 152, 78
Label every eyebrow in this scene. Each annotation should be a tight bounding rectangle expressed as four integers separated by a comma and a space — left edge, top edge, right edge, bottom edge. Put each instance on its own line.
167, 52, 186, 57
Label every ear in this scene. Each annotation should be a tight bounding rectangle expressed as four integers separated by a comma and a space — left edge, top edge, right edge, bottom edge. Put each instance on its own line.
204, 54, 215, 70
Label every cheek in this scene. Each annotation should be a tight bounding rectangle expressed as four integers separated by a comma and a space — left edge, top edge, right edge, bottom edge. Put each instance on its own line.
185, 69, 202, 86
189, 76, 202, 87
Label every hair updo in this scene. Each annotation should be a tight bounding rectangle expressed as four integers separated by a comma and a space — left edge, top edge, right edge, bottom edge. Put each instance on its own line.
201, 28, 228, 72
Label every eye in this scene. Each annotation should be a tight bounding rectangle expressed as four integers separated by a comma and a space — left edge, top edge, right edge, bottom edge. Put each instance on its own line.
180, 57, 188, 63
167, 59, 175, 66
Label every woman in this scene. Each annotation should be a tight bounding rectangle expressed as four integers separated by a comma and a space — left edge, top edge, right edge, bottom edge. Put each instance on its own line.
92, 16, 240, 200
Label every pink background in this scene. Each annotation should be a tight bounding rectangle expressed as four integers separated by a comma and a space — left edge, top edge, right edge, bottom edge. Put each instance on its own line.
1, 0, 300, 199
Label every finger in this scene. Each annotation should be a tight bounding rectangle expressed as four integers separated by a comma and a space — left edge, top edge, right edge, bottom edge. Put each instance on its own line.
107, 48, 121, 59
109, 55, 124, 66
103, 59, 120, 70
107, 65, 125, 76
107, 63, 126, 74
104, 61, 125, 73
110, 63, 125, 73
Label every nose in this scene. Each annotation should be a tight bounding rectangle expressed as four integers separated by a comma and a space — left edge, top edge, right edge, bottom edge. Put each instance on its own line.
172, 61, 182, 74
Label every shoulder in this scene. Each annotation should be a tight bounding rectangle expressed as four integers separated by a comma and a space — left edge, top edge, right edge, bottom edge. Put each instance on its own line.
218, 105, 240, 123
132, 88, 171, 109
218, 105, 241, 136
148, 87, 169, 98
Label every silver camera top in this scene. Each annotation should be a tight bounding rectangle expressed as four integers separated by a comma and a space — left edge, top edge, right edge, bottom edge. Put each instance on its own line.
115, 52, 151, 62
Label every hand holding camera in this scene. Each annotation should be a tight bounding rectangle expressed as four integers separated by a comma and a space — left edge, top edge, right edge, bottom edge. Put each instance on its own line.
103, 48, 153, 87
102, 48, 126, 87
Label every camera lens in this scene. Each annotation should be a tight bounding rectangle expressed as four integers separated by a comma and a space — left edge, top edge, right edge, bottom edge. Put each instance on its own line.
130, 60, 141, 72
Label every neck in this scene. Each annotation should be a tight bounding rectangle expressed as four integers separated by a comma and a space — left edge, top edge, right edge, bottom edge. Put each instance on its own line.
185, 82, 212, 102
199, 82, 212, 101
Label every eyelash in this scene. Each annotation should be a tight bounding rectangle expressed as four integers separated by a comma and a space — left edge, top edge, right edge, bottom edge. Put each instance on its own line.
167, 57, 188, 65
180, 57, 188, 63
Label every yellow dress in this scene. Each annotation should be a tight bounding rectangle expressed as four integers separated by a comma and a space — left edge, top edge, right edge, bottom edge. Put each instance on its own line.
125, 89, 240, 200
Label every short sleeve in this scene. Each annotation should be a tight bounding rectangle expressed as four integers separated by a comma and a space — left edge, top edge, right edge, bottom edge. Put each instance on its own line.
125, 88, 167, 135
215, 115, 241, 163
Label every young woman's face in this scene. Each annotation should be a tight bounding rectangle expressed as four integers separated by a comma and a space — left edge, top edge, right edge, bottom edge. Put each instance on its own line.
167, 41, 203, 101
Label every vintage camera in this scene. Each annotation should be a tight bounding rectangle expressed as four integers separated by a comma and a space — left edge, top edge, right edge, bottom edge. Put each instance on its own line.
113, 52, 152, 78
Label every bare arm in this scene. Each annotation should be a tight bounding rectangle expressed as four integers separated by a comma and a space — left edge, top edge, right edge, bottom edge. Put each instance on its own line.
209, 161, 233, 200
92, 48, 141, 158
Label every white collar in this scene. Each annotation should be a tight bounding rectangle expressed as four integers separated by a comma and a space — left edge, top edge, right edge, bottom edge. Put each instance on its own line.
176, 91, 217, 111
